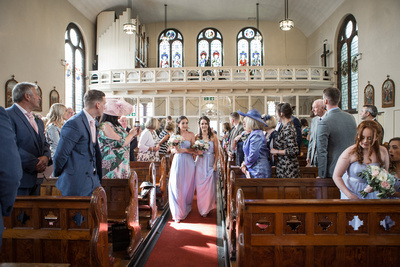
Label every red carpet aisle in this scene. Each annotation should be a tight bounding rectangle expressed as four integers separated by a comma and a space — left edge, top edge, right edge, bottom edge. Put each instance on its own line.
145, 196, 218, 267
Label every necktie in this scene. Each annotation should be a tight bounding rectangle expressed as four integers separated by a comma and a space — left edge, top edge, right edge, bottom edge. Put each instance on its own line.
26, 113, 38, 134
90, 120, 96, 143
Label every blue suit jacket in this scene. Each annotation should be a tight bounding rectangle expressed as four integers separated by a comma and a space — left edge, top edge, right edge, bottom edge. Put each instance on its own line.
54, 111, 102, 196
0, 107, 22, 246
6, 104, 50, 189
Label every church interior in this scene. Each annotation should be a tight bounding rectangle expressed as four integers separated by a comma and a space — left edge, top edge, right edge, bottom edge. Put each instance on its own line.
1, 0, 400, 266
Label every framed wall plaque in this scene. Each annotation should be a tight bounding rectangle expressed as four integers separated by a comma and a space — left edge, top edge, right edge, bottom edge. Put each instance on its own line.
49, 87, 60, 108
382, 75, 395, 108
34, 81, 43, 112
364, 82, 374, 105
5, 75, 18, 108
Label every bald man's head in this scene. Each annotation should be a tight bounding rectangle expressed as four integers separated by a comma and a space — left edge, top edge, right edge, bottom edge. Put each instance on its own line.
312, 99, 326, 117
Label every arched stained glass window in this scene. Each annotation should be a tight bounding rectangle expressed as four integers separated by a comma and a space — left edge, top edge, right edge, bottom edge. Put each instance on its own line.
237, 27, 263, 67
65, 23, 85, 112
337, 15, 358, 112
197, 28, 223, 67
158, 28, 183, 68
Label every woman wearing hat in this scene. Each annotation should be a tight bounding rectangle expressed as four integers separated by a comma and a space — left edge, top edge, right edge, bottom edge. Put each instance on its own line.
98, 98, 137, 179
238, 109, 272, 178
270, 103, 300, 178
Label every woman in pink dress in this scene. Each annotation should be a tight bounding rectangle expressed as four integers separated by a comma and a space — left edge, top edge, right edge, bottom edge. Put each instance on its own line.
194, 116, 219, 217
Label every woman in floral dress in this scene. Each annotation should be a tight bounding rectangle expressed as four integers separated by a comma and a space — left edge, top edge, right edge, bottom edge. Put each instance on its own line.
98, 99, 137, 179
270, 103, 300, 178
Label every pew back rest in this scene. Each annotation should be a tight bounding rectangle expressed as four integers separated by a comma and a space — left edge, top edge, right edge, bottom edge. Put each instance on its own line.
236, 188, 400, 267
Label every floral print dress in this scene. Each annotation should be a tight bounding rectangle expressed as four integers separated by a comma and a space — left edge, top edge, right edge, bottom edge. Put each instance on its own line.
274, 122, 300, 178
98, 122, 130, 179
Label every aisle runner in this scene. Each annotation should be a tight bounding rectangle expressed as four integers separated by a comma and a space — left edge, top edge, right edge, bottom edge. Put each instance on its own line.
145, 197, 218, 267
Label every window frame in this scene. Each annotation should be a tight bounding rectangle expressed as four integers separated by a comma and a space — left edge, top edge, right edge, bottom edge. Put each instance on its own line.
236, 27, 263, 67
196, 27, 223, 67
158, 28, 184, 68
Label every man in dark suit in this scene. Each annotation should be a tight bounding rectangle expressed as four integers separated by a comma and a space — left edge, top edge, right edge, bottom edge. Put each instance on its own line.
316, 87, 357, 178
228, 112, 244, 164
6, 82, 51, 195
0, 107, 22, 247
360, 104, 384, 143
54, 90, 106, 196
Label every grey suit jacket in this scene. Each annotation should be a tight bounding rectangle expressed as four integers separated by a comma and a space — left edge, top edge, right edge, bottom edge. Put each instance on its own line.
307, 116, 320, 166
228, 122, 244, 153
316, 108, 357, 178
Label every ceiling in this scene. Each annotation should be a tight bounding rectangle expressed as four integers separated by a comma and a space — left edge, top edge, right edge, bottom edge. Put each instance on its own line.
68, 0, 345, 37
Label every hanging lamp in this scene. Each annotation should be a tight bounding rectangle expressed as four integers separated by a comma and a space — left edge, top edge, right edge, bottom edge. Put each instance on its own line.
279, 0, 294, 31
123, 0, 136, 34
254, 3, 262, 41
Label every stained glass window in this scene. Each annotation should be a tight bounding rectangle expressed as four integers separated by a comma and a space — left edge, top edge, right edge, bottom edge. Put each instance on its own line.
65, 23, 85, 112
237, 27, 263, 67
158, 28, 183, 68
197, 28, 223, 67
337, 15, 358, 112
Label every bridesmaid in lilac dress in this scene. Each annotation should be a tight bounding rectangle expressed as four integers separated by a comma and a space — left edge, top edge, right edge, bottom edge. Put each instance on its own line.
168, 116, 196, 223
194, 116, 219, 217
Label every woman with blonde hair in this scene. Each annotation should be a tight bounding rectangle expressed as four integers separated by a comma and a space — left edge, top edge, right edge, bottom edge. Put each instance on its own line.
46, 103, 68, 159
138, 117, 160, 161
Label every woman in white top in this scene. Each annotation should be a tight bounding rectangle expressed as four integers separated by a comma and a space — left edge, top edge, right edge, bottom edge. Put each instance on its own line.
137, 118, 160, 161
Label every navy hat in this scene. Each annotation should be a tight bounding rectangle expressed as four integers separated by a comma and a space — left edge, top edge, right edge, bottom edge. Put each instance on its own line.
238, 109, 267, 126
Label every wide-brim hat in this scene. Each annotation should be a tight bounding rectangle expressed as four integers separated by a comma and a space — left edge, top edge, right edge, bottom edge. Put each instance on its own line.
104, 98, 133, 117
238, 109, 267, 126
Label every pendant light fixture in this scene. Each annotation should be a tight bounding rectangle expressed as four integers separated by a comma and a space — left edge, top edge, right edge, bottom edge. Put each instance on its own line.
279, 0, 294, 31
161, 4, 169, 42
254, 3, 262, 41
123, 0, 136, 34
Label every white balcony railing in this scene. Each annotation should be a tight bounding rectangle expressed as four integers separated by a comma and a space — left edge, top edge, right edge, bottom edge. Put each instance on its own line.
89, 66, 333, 87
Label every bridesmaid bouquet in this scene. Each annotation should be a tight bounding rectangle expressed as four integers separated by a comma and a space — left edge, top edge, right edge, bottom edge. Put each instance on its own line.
358, 165, 396, 198
167, 134, 183, 148
193, 140, 210, 157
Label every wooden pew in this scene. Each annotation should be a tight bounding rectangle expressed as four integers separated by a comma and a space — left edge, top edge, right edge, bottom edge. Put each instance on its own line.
226, 168, 339, 260
0, 187, 109, 266
236, 189, 400, 267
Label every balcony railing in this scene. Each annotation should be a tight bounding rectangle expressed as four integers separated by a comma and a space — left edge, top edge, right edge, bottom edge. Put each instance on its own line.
89, 66, 334, 89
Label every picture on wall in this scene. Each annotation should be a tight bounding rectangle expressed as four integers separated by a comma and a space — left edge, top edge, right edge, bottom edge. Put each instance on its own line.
364, 82, 374, 105
382, 76, 395, 108
5, 75, 18, 108
49, 87, 60, 107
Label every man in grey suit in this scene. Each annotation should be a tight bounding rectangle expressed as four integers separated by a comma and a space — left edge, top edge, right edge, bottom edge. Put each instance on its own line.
360, 104, 384, 143
316, 87, 357, 178
306, 99, 326, 167
54, 90, 106, 196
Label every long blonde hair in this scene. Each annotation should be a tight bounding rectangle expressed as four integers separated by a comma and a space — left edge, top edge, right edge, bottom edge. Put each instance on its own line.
46, 103, 67, 129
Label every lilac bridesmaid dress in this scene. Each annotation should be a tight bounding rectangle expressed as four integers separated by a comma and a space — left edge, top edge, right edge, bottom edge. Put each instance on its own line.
168, 140, 195, 221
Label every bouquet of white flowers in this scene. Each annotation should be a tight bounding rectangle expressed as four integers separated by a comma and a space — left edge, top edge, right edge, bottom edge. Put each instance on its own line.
167, 134, 183, 148
359, 165, 396, 199
192, 140, 210, 157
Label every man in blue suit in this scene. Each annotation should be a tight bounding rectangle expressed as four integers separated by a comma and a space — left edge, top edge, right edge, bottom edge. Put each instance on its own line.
54, 90, 106, 196
6, 82, 51, 195
0, 107, 22, 247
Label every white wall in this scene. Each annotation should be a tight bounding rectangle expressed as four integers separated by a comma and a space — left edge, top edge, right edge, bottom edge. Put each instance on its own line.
0, 0, 95, 116
144, 20, 308, 68
307, 0, 400, 142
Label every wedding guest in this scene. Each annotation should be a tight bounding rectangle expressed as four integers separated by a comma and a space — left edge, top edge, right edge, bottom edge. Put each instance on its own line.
389, 137, 400, 178
138, 118, 160, 162
238, 109, 271, 178
194, 116, 219, 217
169, 116, 196, 223
65, 107, 74, 120
332, 121, 389, 199
360, 104, 384, 143
270, 103, 300, 178
228, 112, 244, 162
118, 116, 140, 161
0, 107, 22, 247
263, 115, 278, 165
158, 121, 175, 156
46, 103, 68, 159
6, 82, 51, 195
307, 99, 326, 167
300, 119, 310, 148
98, 99, 137, 179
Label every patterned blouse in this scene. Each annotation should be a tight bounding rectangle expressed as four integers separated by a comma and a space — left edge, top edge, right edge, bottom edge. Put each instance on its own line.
274, 122, 300, 178
98, 122, 130, 179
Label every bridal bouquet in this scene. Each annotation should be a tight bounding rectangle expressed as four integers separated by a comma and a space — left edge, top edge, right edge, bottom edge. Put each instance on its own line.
358, 165, 396, 199
167, 134, 183, 148
193, 140, 210, 157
